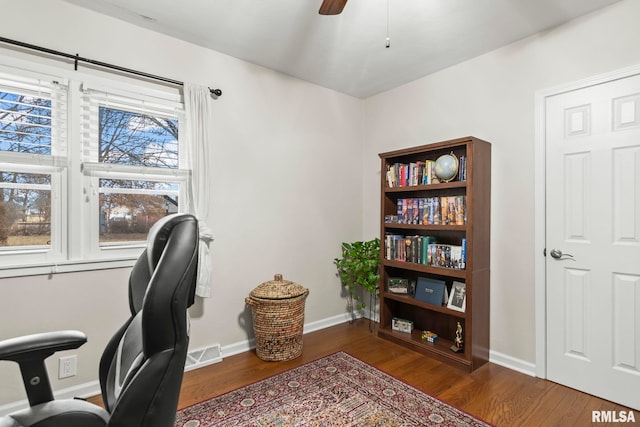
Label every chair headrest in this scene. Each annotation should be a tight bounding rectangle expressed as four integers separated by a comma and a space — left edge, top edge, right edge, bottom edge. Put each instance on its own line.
146, 213, 196, 273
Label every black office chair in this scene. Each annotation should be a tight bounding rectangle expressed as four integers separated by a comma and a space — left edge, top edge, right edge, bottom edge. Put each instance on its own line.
0, 213, 199, 427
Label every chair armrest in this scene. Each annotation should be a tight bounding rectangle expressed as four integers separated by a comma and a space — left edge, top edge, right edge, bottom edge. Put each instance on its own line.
0, 330, 87, 363
0, 330, 87, 406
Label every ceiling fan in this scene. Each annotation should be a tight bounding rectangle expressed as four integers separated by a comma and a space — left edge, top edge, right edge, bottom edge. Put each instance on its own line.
319, 0, 348, 15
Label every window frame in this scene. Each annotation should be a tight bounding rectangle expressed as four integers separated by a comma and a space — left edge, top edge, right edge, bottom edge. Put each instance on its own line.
0, 161, 65, 264
0, 58, 189, 278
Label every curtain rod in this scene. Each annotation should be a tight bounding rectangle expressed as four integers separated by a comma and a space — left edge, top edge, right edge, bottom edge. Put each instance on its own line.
0, 36, 222, 97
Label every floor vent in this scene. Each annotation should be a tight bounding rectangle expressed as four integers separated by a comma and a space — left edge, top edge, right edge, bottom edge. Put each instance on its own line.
185, 344, 222, 371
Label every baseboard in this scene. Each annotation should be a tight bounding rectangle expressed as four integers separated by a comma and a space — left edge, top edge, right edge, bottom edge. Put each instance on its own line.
304, 312, 356, 334
489, 349, 536, 377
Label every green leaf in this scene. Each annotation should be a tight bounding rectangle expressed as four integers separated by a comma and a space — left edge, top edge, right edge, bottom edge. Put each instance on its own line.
334, 237, 380, 312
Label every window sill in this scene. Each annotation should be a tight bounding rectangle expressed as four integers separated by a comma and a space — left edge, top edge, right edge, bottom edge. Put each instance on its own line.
0, 257, 138, 279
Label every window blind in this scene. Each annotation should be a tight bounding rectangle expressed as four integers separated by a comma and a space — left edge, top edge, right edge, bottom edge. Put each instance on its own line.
80, 83, 184, 167
0, 73, 67, 159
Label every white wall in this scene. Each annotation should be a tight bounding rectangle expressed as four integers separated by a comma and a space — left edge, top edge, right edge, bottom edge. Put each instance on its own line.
362, 0, 640, 365
0, 0, 363, 405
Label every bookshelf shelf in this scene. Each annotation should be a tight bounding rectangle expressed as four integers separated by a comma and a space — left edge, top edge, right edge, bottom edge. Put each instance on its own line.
384, 224, 467, 232
382, 292, 467, 318
382, 260, 467, 279
378, 136, 491, 372
384, 181, 467, 193
377, 326, 471, 370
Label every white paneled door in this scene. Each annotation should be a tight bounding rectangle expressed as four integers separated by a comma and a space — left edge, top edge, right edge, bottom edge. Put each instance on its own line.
545, 72, 640, 410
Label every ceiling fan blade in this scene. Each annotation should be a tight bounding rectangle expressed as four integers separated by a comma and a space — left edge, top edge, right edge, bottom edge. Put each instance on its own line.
319, 0, 348, 15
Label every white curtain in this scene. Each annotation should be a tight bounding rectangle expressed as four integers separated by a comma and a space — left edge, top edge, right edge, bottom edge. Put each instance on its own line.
184, 83, 215, 298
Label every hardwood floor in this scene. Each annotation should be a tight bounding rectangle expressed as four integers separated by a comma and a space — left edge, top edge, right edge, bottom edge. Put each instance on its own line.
92, 319, 634, 426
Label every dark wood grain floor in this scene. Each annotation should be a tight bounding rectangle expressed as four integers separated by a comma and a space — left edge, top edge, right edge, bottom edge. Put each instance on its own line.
92, 319, 635, 426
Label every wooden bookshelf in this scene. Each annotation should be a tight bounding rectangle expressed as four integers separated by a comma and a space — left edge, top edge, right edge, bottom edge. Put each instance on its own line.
378, 136, 491, 372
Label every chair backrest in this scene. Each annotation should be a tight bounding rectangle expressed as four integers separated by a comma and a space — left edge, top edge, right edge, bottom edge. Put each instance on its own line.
98, 213, 198, 427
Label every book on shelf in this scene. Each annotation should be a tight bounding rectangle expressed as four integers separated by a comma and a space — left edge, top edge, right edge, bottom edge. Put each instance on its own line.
388, 196, 466, 226
415, 277, 449, 307
385, 157, 464, 188
461, 238, 467, 269
384, 234, 465, 269
432, 197, 440, 224
425, 160, 435, 184
458, 154, 467, 181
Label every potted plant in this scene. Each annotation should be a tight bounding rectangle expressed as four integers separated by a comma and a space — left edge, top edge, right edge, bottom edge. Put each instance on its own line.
334, 238, 380, 330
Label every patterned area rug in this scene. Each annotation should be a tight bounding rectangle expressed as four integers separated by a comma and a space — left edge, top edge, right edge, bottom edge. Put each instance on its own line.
175, 352, 491, 427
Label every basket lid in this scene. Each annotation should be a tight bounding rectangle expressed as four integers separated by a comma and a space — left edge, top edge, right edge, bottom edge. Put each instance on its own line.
250, 274, 307, 300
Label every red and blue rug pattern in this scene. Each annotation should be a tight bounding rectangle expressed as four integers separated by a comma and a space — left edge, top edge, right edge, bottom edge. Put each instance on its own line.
175, 351, 491, 426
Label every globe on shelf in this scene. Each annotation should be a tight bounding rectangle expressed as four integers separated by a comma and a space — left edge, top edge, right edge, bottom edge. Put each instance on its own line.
434, 152, 459, 182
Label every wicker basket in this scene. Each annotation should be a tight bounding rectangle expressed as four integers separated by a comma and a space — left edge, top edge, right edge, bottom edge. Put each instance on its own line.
245, 274, 309, 361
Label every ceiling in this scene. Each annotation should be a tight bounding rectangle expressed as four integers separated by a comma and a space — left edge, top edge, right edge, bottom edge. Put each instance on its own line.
61, 0, 621, 98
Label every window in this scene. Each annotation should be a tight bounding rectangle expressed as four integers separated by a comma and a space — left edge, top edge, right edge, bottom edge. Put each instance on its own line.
0, 63, 187, 276
98, 178, 180, 247
0, 72, 66, 267
81, 86, 186, 254
0, 171, 52, 248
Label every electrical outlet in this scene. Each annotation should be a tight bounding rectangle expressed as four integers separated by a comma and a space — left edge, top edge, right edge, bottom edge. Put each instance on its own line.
58, 355, 77, 379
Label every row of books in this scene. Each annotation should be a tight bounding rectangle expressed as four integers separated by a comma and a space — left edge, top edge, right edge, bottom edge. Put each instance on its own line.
384, 234, 466, 270
385, 196, 466, 226
385, 155, 467, 188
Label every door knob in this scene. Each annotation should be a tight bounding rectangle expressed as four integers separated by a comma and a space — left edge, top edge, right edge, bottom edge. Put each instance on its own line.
550, 249, 574, 260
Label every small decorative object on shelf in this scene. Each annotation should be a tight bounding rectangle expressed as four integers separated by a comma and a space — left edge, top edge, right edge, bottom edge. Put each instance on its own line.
446, 281, 467, 312
392, 317, 414, 333
422, 330, 438, 343
387, 277, 413, 295
434, 152, 459, 182
450, 322, 464, 353
378, 136, 490, 372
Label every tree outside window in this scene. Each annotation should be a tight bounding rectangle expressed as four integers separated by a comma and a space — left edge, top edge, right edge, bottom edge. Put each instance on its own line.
96, 106, 181, 246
